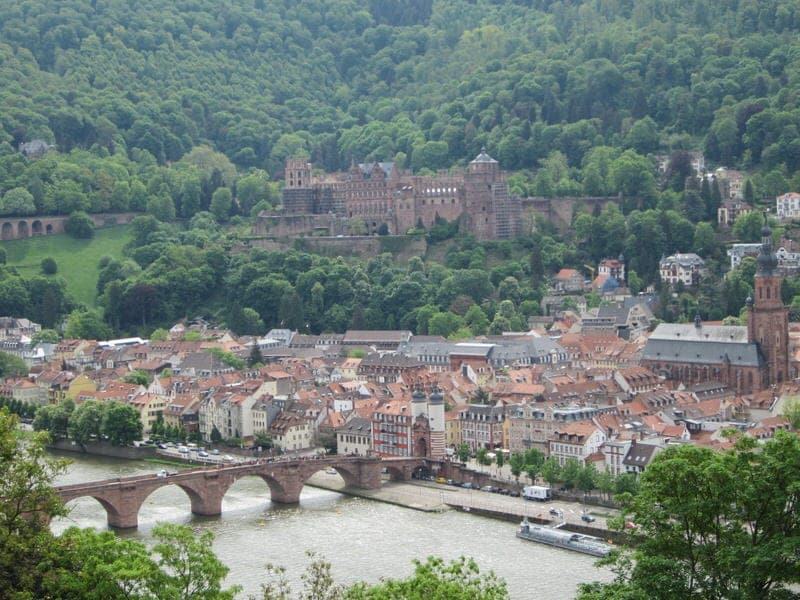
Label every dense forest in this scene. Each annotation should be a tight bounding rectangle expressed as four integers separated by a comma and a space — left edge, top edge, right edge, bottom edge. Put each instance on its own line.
0, 0, 799, 219
0, 0, 800, 335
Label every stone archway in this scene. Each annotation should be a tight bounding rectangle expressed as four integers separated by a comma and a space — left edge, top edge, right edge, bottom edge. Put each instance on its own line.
17, 221, 28, 238
416, 437, 428, 458
46, 223, 54, 234
1, 222, 13, 239
32, 220, 43, 235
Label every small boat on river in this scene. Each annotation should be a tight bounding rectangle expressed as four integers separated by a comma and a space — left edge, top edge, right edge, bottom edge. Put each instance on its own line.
516, 519, 612, 557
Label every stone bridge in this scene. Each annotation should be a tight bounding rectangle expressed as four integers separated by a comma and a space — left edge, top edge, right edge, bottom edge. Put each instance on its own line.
55, 456, 433, 529
0, 212, 139, 241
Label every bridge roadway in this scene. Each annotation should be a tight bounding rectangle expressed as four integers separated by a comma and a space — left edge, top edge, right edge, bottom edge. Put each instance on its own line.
55, 455, 429, 529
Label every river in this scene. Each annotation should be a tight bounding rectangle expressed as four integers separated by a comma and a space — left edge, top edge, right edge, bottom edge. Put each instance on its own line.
52, 453, 612, 599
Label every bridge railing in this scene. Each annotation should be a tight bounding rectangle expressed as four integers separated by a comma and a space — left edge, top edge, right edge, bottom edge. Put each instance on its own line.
55, 455, 383, 493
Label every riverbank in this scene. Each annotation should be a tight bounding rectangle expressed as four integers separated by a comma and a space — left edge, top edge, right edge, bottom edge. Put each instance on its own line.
307, 472, 623, 541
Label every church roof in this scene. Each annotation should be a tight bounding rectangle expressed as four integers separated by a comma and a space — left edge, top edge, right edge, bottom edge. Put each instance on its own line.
643, 324, 761, 368
650, 323, 748, 343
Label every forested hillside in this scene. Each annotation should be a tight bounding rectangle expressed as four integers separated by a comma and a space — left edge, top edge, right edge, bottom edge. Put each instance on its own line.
0, 0, 799, 205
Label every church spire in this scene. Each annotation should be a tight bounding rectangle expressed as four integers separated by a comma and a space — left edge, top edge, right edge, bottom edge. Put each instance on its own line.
756, 211, 778, 275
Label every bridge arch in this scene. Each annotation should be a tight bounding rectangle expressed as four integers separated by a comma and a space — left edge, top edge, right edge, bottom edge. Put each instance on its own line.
220, 472, 295, 508
301, 463, 360, 488
50, 494, 126, 534
17, 221, 28, 237
137, 481, 208, 525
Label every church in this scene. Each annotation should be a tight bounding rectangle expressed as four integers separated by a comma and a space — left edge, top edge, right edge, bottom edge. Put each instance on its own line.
642, 220, 791, 394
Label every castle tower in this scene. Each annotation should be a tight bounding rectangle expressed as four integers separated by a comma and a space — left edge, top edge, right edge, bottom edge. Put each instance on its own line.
463, 148, 503, 240
747, 216, 789, 386
427, 387, 446, 460
284, 158, 311, 189
282, 158, 314, 214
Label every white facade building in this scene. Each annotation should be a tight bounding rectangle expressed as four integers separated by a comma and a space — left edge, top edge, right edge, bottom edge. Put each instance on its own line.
776, 193, 800, 220
659, 253, 706, 286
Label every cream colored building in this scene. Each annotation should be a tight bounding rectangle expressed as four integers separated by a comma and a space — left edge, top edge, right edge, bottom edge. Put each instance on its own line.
269, 412, 313, 451
336, 417, 372, 456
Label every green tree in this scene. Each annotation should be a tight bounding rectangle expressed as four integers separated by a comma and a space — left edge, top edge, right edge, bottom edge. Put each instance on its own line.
67, 400, 104, 446
509, 452, 525, 483
561, 458, 582, 490
580, 432, 800, 599
147, 194, 176, 222
0, 187, 36, 216
40, 256, 58, 275
65, 211, 95, 239
101, 401, 143, 446
151, 523, 240, 600
733, 210, 766, 243
210, 187, 233, 222
781, 396, 800, 429
540, 457, 561, 488
249, 344, 264, 367
456, 442, 470, 463
0, 410, 69, 596
150, 327, 169, 341
31, 329, 60, 345
0, 350, 29, 377
576, 463, 597, 495
65, 309, 112, 340
124, 370, 150, 386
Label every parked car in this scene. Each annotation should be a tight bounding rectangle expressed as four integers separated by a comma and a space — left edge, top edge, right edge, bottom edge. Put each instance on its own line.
211, 449, 220, 455
436, 477, 447, 484
156, 469, 168, 478
549, 508, 563, 517
481, 485, 497, 493
446, 479, 457, 486
461, 482, 475, 489
157, 443, 167, 449
198, 450, 209, 458
508, 490, 520, 497
325, 468, 337, 475
497, 488, 510, 495
177, 446, 189, 454
581, 513, 596, 523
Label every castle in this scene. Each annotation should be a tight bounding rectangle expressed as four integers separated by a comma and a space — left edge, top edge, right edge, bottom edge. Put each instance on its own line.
642, 220, 791, 393
254, 149, 523, 241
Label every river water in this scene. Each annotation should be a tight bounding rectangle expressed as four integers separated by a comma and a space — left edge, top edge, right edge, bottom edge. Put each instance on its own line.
52, 453, 612, 599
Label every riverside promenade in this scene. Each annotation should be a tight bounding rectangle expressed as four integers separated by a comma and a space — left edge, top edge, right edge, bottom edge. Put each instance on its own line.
306, 471, 619, 537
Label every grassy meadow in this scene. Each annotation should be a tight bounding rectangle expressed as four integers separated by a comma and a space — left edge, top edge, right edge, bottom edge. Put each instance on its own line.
2, 225, 132, 307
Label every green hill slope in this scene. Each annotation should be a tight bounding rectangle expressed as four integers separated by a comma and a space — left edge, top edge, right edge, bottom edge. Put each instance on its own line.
2, 226, 131, 307
0, 0, 797, 187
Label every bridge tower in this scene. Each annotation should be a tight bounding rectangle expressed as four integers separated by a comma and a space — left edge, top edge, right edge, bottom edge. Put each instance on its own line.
427, 388, 446, 460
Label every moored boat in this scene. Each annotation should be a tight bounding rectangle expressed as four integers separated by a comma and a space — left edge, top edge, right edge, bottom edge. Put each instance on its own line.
516, 519, 612, 557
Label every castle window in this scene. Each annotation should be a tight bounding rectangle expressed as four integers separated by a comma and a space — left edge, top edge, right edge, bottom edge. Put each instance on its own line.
766, 286, 771, 299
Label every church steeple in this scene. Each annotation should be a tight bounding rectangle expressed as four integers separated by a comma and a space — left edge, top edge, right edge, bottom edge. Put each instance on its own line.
748, 211, 789, 385
756, 212, 779, 276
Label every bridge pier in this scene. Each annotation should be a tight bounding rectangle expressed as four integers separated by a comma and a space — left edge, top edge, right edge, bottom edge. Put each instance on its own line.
190, 493, 223, 517
108, 509, 140, 530
269, 480, 303, 504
